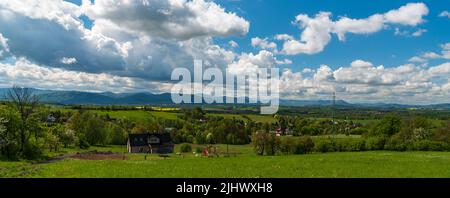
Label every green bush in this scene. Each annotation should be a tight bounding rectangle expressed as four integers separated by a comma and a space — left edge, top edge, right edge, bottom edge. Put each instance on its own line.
384, 136, 408, 151
180, 143, 192, 153
280, 137, 296, 154
349, 128, 368, 135
195, 147, 203, 154
23, 143, 42, 160
295, 136, 315, 154
334, 139, 366, 152
365, 136, 387, 150
369, 115, 401, 137
264, 134, 280, 156
109, 124, 127, 145
411, 140, 449, 151
314, 138, 335, 153
78, 138, 90, 149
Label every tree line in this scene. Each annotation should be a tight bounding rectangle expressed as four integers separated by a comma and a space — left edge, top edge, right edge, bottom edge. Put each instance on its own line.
251, 115, 450, 156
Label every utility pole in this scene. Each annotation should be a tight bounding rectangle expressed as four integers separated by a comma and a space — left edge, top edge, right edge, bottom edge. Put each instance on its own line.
332, 92, 336, 123
332, 92, 336, 137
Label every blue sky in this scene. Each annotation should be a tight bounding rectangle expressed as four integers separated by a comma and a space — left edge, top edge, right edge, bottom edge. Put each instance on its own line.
216, 0, 450, 71
0, 0, 449, 104
65, 0, 450, 70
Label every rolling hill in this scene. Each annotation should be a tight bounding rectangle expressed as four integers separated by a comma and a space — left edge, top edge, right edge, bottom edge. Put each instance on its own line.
0, 88, 449, 109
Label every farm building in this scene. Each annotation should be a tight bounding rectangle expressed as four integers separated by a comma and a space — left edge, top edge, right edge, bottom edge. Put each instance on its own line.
127, 133, 174, 154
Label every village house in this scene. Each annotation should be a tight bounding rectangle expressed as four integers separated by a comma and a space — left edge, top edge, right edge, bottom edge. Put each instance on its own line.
127, 133, 174, 154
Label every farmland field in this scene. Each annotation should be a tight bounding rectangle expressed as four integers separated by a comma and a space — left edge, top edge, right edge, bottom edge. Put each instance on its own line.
72, 109, 278, 123
2, 144, 450, 178
68, 109, 377, 125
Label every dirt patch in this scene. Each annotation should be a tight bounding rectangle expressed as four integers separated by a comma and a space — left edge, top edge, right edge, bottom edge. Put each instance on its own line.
70, 150, 127, 160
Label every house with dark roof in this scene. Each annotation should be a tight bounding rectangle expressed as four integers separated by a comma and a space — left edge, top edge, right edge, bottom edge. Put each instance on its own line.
127, 133, 174, 154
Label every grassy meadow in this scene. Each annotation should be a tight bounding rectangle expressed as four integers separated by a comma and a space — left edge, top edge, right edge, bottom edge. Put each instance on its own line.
2, 144, 450, 178
1, 107, 448, 178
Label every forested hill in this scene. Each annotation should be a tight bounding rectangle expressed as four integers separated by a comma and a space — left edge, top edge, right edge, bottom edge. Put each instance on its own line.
0, 88, 449, 109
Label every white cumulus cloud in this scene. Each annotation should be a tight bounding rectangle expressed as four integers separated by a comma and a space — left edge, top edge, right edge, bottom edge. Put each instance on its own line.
81, 0, 249, 41
60, 57, 77, 65
0, 33, 9, 59
0, 0, 249, 81
251, 37, 278, 53
280, 3, 429, 55
439, 11, 450, 19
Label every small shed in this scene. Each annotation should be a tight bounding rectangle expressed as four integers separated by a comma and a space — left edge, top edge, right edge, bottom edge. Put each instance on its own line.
127, 133, 174, 154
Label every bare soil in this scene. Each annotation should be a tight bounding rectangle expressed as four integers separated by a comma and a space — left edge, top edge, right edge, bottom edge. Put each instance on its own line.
70, 150, 127, 160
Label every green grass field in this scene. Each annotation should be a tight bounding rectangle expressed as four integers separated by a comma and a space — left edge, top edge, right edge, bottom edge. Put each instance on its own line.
92, 110, 181, 121
88, 109, 278, 123
79, 109, 384, 125
2, 144, 450, 178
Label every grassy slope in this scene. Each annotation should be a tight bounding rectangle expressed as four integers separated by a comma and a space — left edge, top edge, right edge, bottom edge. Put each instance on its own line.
22, 151, 450, 178
83, 109, 380, 125
92, 110, 181, 121
89, 109, 277, 123
2, 144, 450, 178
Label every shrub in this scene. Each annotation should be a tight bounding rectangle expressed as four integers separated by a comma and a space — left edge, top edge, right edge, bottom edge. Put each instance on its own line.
384, 135, 408, 151
369, 115, 401, 137
59, 129, 76, 148
365, 136, 387, 150
295, 136, 314, 154
411, 140, 449, 151
314, 138, 334, 153
354, 139, 366, 151
180, 143, 192, 153
195, 147, 203, 154
186, 135, 194, 144
265, 134, 280, 156
109, 124, 127, 145
206, 133, 214, 144
334, 138, 366, 152
251, 132, 268, 155
251, 132, 279, 156
78, 138, 90, 149
280, 137, 296, 154
349, 127, 368, 135
194, 133, 206, 144
23, 143, 42, 160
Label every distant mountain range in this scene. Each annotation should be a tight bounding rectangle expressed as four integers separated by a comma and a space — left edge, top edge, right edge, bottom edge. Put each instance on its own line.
0, 88, 449, 109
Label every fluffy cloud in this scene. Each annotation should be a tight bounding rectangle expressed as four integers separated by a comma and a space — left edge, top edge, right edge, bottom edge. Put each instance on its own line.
227, 50, 277, 74
0, 0, 248, 81
229, 40, 239, 48
383, 2, 428, 25
227, 50, 294, 77
278, 60, 450, 103
439, 11, 450, 19
0, 33, 9, 59
274, 34, 294, 41
412, 29, 427, 37
395, 28, 427, 37
283, 12, 334, 55
251, 37, 278, 52
409, 43, 450, 63
81, 0, 249, 41
333, 61, 415, 86
442, 43, 450, 59
0, 58, 170, 93
409, 56, 426, 63
281, 3, 429, 55
60, 57, 77, 65
302, 68, 314, 73
0, 1, 130, 74
334, 14, 385, 41
276, 59, 292, 65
